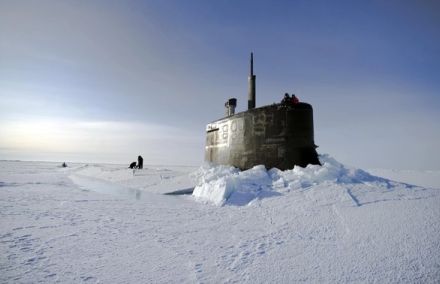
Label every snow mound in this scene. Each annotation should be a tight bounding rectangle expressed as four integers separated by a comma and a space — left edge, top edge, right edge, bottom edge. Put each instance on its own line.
191, 164, 273, 206
191, 154, 410, 206
269, 154, 385, 187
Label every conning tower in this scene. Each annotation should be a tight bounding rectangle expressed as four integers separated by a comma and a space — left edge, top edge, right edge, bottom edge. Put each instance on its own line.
205, 54, 320, 170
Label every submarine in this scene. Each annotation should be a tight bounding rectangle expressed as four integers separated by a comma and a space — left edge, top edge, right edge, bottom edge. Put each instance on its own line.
205, 53, 320, 170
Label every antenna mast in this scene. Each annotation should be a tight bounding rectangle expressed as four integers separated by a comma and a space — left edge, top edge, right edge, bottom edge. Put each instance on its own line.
248, 52, 256, 109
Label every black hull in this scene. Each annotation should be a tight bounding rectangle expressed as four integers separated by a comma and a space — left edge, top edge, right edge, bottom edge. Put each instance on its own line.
205, 103, 320, 170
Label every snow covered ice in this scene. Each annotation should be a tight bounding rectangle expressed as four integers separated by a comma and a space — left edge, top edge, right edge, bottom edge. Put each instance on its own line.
191, 155, 415, 207
1, 156, 440, 283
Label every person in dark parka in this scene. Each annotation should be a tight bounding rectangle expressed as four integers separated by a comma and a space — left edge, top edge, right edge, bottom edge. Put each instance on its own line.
281, 93, 290, 105
137, 155, 143, 169
129, 162, 137, 169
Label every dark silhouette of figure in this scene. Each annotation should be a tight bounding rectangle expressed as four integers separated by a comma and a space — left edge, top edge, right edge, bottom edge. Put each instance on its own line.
291, 94, 299, 104
62, 162, 67, 168
129, 162, 137, 169
137, 155, 143, 169
281, 93, 290, 105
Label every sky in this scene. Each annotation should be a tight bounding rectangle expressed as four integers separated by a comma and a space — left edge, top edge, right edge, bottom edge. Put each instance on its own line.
0, 0, 439, 170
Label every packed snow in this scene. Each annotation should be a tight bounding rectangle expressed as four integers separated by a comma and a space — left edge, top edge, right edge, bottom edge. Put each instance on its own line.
191, 155, 423, 206
1, 156, 439, 283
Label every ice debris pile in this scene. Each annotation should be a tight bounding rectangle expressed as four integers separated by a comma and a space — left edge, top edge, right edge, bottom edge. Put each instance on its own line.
191, 154, 390, 206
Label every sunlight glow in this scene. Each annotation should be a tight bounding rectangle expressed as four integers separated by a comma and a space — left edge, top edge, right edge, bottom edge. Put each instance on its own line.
0, 119, 202, 164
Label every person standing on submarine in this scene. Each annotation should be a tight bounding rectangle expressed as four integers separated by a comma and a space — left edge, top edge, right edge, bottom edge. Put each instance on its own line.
291, 94, 299, 104
281, 93, 290, 105
137, 155, 143, 169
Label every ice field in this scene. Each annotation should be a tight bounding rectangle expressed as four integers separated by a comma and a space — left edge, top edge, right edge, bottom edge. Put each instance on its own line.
1, 156, 439, 283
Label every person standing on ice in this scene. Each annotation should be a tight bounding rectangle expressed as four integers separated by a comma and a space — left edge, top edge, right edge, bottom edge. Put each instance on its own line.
137, 155, 143, 169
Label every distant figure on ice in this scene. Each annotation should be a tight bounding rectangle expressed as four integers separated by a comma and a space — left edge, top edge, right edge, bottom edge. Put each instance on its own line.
129, 162, 137, 169
137, 155, 143, 169
62, 162, 67, 168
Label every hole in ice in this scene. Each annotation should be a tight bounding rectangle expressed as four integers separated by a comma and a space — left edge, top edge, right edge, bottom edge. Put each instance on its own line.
164, 188, 194, 195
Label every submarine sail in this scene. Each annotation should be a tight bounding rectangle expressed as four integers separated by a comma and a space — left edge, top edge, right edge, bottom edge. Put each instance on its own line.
205, 54, 320, 170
